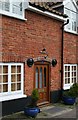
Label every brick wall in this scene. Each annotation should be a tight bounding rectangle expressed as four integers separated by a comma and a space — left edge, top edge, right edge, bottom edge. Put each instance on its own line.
1, 10, 77, 96
64, 32, 78, 64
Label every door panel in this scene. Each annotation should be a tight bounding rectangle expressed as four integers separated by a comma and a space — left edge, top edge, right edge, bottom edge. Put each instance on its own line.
34, 63, 49, 103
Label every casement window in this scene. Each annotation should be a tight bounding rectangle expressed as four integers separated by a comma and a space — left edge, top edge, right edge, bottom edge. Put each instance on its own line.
64, 64, 77, 90
0, 0, 27, 20
64, 8, 78, 34
0, 63, 26, 101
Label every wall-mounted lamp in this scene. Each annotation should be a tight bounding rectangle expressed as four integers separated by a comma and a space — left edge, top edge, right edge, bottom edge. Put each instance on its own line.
27, 58, 34, 67
52, 59, 57, 67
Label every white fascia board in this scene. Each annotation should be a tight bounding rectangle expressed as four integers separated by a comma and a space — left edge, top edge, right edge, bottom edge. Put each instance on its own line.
28, 6, 67, 22
51, 4, 63, 9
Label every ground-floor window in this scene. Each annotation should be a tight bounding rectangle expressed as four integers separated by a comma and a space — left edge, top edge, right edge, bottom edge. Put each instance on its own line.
0, 63, 26, 101
64, 64, 77, 90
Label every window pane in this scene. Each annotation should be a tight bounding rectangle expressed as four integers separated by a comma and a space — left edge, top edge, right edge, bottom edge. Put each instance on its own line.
40, 67, 42, 88
0, 66, 2, 74
0, 75, 2, 83
17, 66, 21, 73
68, 78, 70, 83
17, 74, 21, 82
11, 66, 16, 73
74, 78, 76, 83
3, 84, 8, 92
11, 83, 16, 91
0, 85, 2, 93
3, 66, 8, 73
65, 72, 67, 77
17, 83, 21, 90
44, 67, 46, 87
74, 66, 76, 71
65, 66, 67, 71
65, 79, 67, 84
11, 75, 16, 82
72, 78, 73, 83
0, 0, 10, 11
68, 72, 70, 77
3, 75, 8, 83
12, 1, 22, 15
74, 72, 76, 76
35, 68, 38, 88
68, 66, 70, 71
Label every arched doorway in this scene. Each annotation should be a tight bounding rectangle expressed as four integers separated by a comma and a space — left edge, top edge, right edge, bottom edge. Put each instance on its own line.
34, 61, 50, 103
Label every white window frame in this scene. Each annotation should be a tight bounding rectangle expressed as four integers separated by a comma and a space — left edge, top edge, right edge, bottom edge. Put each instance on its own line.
0, 63, 26, 102
64, 7, 78, 34
63, 64, 77, 90
0, 0, 27, 20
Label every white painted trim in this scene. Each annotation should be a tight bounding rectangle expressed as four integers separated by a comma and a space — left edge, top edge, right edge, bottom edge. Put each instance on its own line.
64, 28, 78, 35
0, 10, 27, 21
0, 94, 27, 102
51, 4, 63, 9
28, 6, 67, 22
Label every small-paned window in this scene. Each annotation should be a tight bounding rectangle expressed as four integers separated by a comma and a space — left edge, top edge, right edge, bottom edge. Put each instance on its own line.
64, 64, 77, 90
0, 63, 24, 97
0, 0, 26, 19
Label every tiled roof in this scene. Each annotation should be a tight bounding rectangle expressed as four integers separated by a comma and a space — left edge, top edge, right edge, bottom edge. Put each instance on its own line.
29, 2, 68, 18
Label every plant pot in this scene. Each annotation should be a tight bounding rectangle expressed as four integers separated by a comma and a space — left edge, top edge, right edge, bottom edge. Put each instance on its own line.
24, 107, 40, 118
62, 96, 76, 105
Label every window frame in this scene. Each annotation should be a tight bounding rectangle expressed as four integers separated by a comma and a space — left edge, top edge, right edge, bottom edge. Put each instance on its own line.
64, 7, 78, 34
63, 64, 77, 90
0, 0, 26, 20
0, 63, 26, 102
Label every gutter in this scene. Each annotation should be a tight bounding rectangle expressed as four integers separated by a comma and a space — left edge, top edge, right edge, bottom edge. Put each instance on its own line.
28, 5, 67, 22
61, 19, 69, 95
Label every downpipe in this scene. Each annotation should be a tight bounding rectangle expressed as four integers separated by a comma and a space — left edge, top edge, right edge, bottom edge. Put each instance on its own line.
61, 19, 69, 97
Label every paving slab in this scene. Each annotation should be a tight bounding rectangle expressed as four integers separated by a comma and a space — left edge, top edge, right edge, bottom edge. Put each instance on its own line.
1, 103, 77, 119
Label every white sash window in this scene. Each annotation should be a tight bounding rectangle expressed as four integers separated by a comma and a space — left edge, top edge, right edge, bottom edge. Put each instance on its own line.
64, 7, 78, 34
0, 0, 27, 20
64, 64, 77, 90
0, 63, 26, 102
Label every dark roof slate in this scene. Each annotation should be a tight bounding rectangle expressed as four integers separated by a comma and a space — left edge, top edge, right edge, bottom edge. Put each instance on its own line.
29, 2, 68, 18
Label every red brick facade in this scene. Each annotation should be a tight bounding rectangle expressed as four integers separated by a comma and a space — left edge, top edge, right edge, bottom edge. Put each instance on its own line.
1, 10, 63, 95
0, 10, 78, 97
64, 32, 77, 64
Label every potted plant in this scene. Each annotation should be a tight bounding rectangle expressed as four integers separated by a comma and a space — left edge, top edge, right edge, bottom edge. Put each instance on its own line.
62, 83, 78, 105
24, 89, 40, 118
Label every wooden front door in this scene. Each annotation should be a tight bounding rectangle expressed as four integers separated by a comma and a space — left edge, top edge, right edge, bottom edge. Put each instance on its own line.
34, 63, 49, 103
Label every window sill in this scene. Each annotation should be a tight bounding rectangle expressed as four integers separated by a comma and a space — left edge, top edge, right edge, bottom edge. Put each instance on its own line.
0, 94, 27, 102
0, 10, 27, 21
64, 29, 78, 35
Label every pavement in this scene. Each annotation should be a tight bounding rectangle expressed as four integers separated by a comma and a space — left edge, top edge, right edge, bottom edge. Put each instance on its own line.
1, 103, 78, 119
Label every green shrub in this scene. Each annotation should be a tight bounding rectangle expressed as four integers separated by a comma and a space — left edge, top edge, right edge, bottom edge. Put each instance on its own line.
63, 83, 78, 98
31, 89, 39, 101
30, 89, 39, 107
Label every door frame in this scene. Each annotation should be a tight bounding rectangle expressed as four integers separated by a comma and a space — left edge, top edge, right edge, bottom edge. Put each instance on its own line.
34, 61, 51, 103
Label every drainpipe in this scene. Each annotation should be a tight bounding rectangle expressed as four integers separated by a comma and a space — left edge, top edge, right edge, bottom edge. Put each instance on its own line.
61, 19, 69, 97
